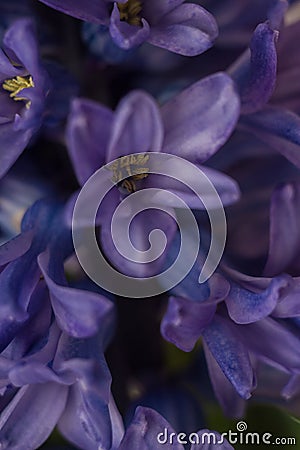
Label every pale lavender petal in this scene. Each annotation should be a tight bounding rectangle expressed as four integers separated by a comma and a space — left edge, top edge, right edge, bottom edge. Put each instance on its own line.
110, 4, 150, 49
229, 23, 278, 114
240, 106, 300, 168
202, 316, 254, 399
204, 343, 246, 418
66, 98, 114, 185
100, 207, 177, 277
148, 3, 218, 56
38, 250, 114, 338
148, 165, 240, 209
0, 230, 33, 265
3, 19, 43, 79
118, 406, 184, 450
161, 296, 216, 352
225, 275, 290, 324
58, 369, 112, 450
106, 90, 164, 162
241, 318, 300, 372
0, 123, 34, 179
162, 73, 240, 163
273, 279, 300, 317
0, 383, 68, 449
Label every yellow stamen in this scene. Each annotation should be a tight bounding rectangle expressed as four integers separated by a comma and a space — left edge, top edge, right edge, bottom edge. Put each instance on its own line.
107, 153, 149, 193
117, 0, 143, 26
2, 75, 34, 109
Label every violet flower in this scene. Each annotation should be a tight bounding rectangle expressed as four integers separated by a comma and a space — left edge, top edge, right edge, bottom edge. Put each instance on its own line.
0, 199, 113, 353
161, 180, 300, 417
38, 0, 218, 56
0, 289, 118, 450
228, 4, 300, 169
0, 18, 50, 179
67, 74, 240, 276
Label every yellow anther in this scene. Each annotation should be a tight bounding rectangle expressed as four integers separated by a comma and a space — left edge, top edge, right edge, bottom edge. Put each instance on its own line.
2, 75, 34, 109
117, 0, 143, 26
107, 153, 149, 193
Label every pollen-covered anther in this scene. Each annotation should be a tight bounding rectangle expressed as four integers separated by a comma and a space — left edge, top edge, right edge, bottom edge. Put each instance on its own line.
107, 153, 150, 193
117, 0, 143, 26
2, 75, 35, 109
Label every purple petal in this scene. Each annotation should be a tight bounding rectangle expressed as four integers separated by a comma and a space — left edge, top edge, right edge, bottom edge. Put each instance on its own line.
58, 369, 112, 450
0, 230, 33, 265
3, 19, 42, 79
110, 4, 150, 49
38, 0, 109, 24
241, 318, 300, 372
147, 165, 240, 209
148, 3, 218, 56
142, 0, 184, 22
0, 122, 34, 179
161, 296, 216, 352
162, 73, 240, 163
0, 247, 41, 324
202, 315, 254, 399
100, 205, 177, 277
106, 90, 164, 162
0, 383, 68, 449
38, 250, 114, 338
119, 406, 184, 450
273, 279, 300, 317
240, 106, 300, 168
9, 362, 65, 387
0, 49, 23, 81
204, 343, 246, 418
225, 274, 290, 324
229, 23, 278, 114
264, 182, 300, 276
66, 98, 114, 185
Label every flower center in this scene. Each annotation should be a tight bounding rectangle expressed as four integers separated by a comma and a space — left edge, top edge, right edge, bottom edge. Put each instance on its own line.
108, 153, 149, 193
117, 0, 143, 26
2, 75, 34, 109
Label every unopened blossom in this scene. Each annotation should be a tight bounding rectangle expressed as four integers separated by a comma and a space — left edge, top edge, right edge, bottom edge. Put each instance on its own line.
38, 0, 218, 56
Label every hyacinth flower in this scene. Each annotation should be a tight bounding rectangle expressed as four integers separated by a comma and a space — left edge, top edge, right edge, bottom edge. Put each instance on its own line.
37, 0, 218, 56
115, 406, 234, 449
161, 180, 300, 417
0, 199, 114, 356
0, 18, 51, 179
67, 73, 240, 277
0, 285, 119, 450
227, 2, 300, 170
